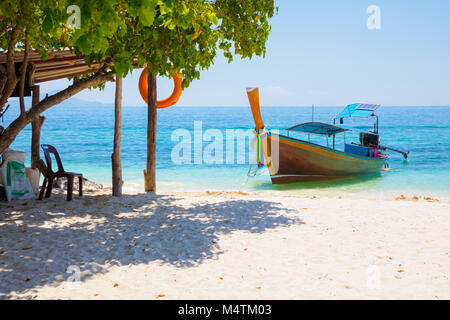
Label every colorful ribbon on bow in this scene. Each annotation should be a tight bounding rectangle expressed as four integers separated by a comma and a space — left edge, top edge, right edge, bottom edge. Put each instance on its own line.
254, 127, 269, 168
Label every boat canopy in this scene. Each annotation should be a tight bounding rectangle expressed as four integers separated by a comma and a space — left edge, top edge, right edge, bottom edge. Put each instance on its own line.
335, 103, 380, 119
286, 122, 349, 137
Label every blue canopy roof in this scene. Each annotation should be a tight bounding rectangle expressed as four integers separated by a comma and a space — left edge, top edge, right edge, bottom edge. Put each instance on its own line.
335, 103, 380, 119
286, 122, 349, 137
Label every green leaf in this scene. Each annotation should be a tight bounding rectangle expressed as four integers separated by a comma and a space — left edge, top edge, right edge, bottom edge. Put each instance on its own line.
139, 1, 157, 26
76, 35, 92, 54
42, 14, 53, 33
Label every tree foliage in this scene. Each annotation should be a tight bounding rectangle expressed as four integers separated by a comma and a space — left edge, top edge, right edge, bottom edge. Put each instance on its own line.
0, 0, 276, 153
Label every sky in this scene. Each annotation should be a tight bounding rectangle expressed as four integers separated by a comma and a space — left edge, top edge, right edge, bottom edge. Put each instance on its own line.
39, 0, 450, 107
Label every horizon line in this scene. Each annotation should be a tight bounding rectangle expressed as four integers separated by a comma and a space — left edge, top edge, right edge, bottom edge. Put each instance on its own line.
92, 104, 450, 108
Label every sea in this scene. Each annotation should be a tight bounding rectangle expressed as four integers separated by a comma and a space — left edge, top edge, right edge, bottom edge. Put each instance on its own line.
3, 101, 450, 198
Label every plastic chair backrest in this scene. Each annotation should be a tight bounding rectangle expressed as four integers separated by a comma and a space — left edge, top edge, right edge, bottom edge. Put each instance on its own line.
41, 144, 65, 174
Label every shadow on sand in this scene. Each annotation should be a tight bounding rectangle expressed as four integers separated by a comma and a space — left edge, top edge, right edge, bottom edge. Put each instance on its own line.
0, 192, 302, 298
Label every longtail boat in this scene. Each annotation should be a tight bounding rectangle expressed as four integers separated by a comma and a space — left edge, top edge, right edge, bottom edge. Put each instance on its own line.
246, 88, 409, 184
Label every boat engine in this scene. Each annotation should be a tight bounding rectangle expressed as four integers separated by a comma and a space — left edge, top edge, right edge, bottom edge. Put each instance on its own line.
360, 132, 379, 147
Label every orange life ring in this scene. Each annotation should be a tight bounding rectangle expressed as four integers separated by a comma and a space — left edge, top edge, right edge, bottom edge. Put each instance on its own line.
138, 67, 183, 109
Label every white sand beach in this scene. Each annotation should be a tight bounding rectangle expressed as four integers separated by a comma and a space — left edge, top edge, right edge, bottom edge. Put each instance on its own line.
0, 190, 449, 300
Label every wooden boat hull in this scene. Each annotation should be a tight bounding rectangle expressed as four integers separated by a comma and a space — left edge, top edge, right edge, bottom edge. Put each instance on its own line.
263, 134, 385, 184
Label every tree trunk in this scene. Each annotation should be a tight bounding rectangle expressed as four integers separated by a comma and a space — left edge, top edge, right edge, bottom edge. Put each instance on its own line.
19, 37, 29, 116
0, 27, 21, 113
112, 76, 123, 196
30, 85, 46, 173
143, 71, 157, 192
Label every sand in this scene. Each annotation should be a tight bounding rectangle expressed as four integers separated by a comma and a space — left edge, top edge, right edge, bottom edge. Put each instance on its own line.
0, 190, 449, 300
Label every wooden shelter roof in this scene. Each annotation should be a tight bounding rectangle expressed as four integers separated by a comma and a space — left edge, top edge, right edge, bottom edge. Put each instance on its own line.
0, 49, 101, 84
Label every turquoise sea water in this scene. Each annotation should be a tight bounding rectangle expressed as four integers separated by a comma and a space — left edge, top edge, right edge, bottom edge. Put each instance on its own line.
3, 103, 450, 198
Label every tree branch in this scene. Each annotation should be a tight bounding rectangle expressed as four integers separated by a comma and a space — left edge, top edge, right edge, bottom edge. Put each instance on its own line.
32, 68, 114, 117
0, 64, 6, 95
0, 25, 13, 38
19, 35, 29, 115
0, 26, 21, 112
0, 68, 115, 154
